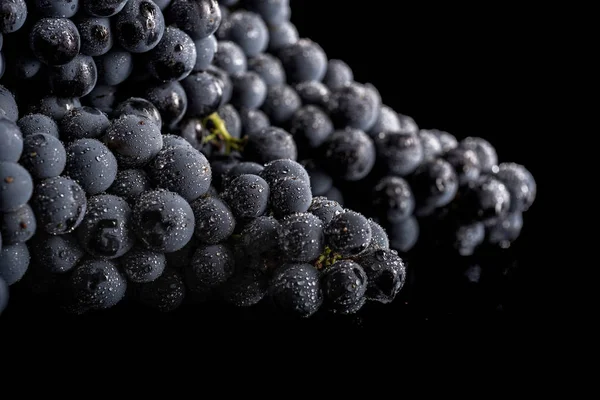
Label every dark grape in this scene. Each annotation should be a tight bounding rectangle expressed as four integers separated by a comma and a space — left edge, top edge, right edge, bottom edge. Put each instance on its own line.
458, 174, 511, 224
0, 84, 18, 121
277, 38, 326, 84
94, 47, 133, 85
327, 82, 379, 131
494, 162, 536, 213
410, 158, 458, 216
28, 95, 81, 120
367, 105, 401, 137
366, 219, 389, 252
103, 114, 163, 168
213, 40, 247, 76
207, 152, 240, 191
269, 176, 312, 218
268, 262, 322, 318
0, 0, 27, 33
120, 247, 166, 283
486, 211, 523, 249
218, 10, 268, 57
190, 194, 235, 244
307, 196, 344, 225
69, 258, 127, 313
164, 235, 197, 269
29, 17, 81, 66
29, 232, 84, 273
321, 127, 376, 181
221, 173, 269, 219
243, 0, 290, 25
17, 113, 60, 138
238, 215, 279, 258
176, 117, 207, 150
147, 145, 212, 202
0, 118, 23, 162
165, 0, 221, 40
113, 97, 162, 127
371, 176, 415, 223
374, 131, 423, 176
132, 189, 195, 253
238, 107, 270, 136
325, 210, 371, 257
354, 248, 406, 304
206, 64, 232, 105
444, 146, 481, 186
294, 81, 329, 108
114, 0, 165, 53
143, 80, 188, 128
260, 83, 301, 126
459, 137, 498, 173
244, 126, 297, 164
146, 26, 196, 82
64, 138, 118, 195
0, 161, 33, 213
428, 129, 457, 154
230, 71, 267, 110
219, 266, 267, 307
187, 243, 234, 290
75, 16, 113, 56
323, 59, 353, 91
224, 161, 264, 185
94, 47, 134, 86
0, 204, 36, 245
31, 176, 87, 235
76, 194, 135, 258
34, 0, 79, 17
81, 85, 115, 114
217, 103, 241, 137
180, 71, 224, 117
386, 216, 419, 254
48, 54, 97, 98
301, 159, 332, 196
267, 20, 297, 53
289, 105, 333, 153
321, 260, 367, 314
277, 212, 324, 263
193, 34, 217, 71
259, 159, 308, 186
107, 169, 151, 203
0, 242, 29, 285
247, 52, 285, 86
82, 0, 129, 17
59, 106, 110, 141
418, 129, 443, 162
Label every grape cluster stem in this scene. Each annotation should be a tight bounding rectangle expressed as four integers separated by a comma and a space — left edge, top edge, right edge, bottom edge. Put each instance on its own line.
202, 112, 247, 154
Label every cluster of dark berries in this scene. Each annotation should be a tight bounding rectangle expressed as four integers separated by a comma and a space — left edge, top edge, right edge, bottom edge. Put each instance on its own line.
0, 0, 536, 318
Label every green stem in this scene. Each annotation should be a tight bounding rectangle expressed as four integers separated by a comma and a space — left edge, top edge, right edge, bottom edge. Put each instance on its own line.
314, 246, 343, 270
202, 112, 247, 154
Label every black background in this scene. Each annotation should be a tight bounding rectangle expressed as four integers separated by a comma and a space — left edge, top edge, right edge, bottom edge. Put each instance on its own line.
0, 0, 548, 337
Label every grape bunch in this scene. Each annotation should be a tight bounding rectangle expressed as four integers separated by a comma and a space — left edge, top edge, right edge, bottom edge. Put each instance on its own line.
0, 0, 536, 318
204, 0, 538, 258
